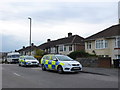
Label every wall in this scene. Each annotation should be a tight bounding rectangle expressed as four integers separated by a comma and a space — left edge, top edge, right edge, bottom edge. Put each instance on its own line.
77, 57, 112, 68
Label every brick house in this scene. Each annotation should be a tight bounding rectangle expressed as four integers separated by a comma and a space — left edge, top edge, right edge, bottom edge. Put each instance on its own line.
17, 43, 37, 56
38, 33, 85, 55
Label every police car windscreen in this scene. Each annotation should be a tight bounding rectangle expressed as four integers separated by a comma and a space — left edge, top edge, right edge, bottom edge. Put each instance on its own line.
25, 56, 35, 60
56, 55, 73, 61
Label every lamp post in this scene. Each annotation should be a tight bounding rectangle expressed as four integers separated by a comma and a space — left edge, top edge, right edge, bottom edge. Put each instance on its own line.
28, 17, 32, 55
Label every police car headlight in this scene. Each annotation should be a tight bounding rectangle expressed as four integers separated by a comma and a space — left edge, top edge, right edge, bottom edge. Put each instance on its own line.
65, 63, 71, 66
28, 61, 31, 63
79, 63, 82, 67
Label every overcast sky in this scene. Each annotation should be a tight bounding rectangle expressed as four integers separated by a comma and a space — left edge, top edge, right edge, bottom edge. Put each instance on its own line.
0, 0, 119, 52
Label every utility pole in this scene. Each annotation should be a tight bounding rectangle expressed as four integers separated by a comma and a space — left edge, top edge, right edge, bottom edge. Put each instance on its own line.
28, 17, 32, 55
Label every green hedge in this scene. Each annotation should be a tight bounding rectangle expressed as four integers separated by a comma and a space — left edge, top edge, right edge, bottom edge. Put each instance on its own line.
68, 50, 97, 59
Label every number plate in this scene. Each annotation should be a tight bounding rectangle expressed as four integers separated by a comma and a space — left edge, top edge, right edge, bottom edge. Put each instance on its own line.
73, 67, 80, 69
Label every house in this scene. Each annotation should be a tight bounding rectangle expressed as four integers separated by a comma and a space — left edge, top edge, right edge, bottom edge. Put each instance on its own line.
38, 33, 85, 55
85, 24, 120, 63
17, 43, 37, 56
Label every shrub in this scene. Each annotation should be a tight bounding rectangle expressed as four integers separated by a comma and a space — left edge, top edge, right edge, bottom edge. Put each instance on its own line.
68, 50, 97, 59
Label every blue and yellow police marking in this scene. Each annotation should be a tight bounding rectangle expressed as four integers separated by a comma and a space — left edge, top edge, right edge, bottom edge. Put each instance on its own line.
42, 59, 65, 70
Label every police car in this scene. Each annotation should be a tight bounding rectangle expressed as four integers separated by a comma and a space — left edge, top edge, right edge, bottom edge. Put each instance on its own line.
41, 54, 82, 73
19, 56, 39, 67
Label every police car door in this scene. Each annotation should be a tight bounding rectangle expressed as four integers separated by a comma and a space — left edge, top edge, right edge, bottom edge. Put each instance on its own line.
51, 56, 58, 70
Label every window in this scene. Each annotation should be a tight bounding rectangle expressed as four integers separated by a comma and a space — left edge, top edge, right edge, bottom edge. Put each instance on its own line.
59, 45, 64, 51
105, 55, 109, 57
105, 40, 108, 48
51, 48, 55, 53
64, 45, 67, 51
87, 42, 92, 49
96, 40, 108, 49
56, 55, 73, 61
42, 56, 46, 60
115, 55, 120, 59
115, 37, 120, 48
51, 56, 56, 60
69, 45, 72, 51
46, 56, 50, 60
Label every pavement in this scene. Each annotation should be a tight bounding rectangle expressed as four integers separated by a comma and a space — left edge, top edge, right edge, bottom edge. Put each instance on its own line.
2, 64, 119, 88
82, 67, 119, 76
39, 64, 119, 76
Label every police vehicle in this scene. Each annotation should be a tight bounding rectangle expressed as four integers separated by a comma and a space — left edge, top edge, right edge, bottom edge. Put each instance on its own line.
41, 54, 82, 73
6, 52, 20, 63
19, 56, 39, 67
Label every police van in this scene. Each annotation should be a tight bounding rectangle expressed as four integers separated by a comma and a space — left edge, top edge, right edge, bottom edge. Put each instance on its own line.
41, 54, 82, 73
19, 56, 39, 67
6, 52, 20, 63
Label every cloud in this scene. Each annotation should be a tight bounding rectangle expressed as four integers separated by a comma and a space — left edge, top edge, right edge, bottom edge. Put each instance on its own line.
0, 2, 118, 23
1, 34, 27, 52
0, 1, 119, 52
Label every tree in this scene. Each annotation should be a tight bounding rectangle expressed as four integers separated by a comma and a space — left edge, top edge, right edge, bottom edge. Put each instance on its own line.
34, 49, 44, 61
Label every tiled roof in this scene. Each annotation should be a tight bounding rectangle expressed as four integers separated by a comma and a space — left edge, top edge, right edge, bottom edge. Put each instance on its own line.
17, 45, 37, 52
38, 35, 84, 50
86, 24, 120, 41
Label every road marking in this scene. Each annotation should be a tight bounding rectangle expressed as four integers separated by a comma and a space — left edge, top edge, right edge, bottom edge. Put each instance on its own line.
13, 73, 21, 77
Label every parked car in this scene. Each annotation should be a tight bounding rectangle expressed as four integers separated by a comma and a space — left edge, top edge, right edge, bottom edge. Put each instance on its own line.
41, 54, 82, 74
19, 56, 39, 67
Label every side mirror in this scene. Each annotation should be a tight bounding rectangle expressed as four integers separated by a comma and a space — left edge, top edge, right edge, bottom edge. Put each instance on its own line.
53, 59, 58, 61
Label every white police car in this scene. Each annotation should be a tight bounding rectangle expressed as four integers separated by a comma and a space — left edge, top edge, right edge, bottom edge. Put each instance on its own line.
41, 54, 82, 73
19, 56, 39, 67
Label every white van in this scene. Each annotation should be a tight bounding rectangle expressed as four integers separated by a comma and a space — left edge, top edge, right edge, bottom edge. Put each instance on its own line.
6, 52, 20, 63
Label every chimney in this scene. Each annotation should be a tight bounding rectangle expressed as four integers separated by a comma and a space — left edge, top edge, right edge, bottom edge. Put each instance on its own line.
68, 32, 72, 37
23, 46, 25, 49
47, 39, 51, 42
31, 43, 34, 46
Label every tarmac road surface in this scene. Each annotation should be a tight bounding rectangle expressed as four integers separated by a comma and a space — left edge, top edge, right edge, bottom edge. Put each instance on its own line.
2, 64, 118, 88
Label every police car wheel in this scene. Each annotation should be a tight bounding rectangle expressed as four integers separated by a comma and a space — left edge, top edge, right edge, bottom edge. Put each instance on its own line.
19, 63, 21, 66
42, 65, 46, 71
57, 66, 63, 74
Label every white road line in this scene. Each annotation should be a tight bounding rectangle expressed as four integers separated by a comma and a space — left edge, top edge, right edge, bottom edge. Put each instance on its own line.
13, 73, 21, 77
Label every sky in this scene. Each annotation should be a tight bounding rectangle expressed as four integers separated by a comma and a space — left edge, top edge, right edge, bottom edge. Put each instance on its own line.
0, 0, 119, 52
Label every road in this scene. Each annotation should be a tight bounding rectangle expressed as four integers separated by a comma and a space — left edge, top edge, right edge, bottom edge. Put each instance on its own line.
2, 64, 118, 88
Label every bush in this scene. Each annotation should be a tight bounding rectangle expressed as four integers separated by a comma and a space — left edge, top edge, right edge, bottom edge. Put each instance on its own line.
34, 49, 44, 62
68, 50, 97, 59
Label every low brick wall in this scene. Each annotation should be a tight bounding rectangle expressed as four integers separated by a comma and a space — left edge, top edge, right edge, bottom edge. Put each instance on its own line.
77, 58, 98, 67
76, 57, 112, 68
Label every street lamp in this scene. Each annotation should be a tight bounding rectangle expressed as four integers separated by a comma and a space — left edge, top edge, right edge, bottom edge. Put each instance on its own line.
28, 17, 32, 55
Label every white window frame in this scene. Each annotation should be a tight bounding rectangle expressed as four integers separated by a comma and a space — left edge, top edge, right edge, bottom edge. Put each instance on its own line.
69, 45, 72, 51
95, 40, 108, 49
115, 37, 120, 48
64, 45, 67, 51
115, 55, 120, 59
87, 42, 92, 49
59, 45, 64, 52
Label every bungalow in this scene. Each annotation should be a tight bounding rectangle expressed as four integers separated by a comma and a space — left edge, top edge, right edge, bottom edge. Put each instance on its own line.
85, 24, 120, 63
38, 33, 85, 55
